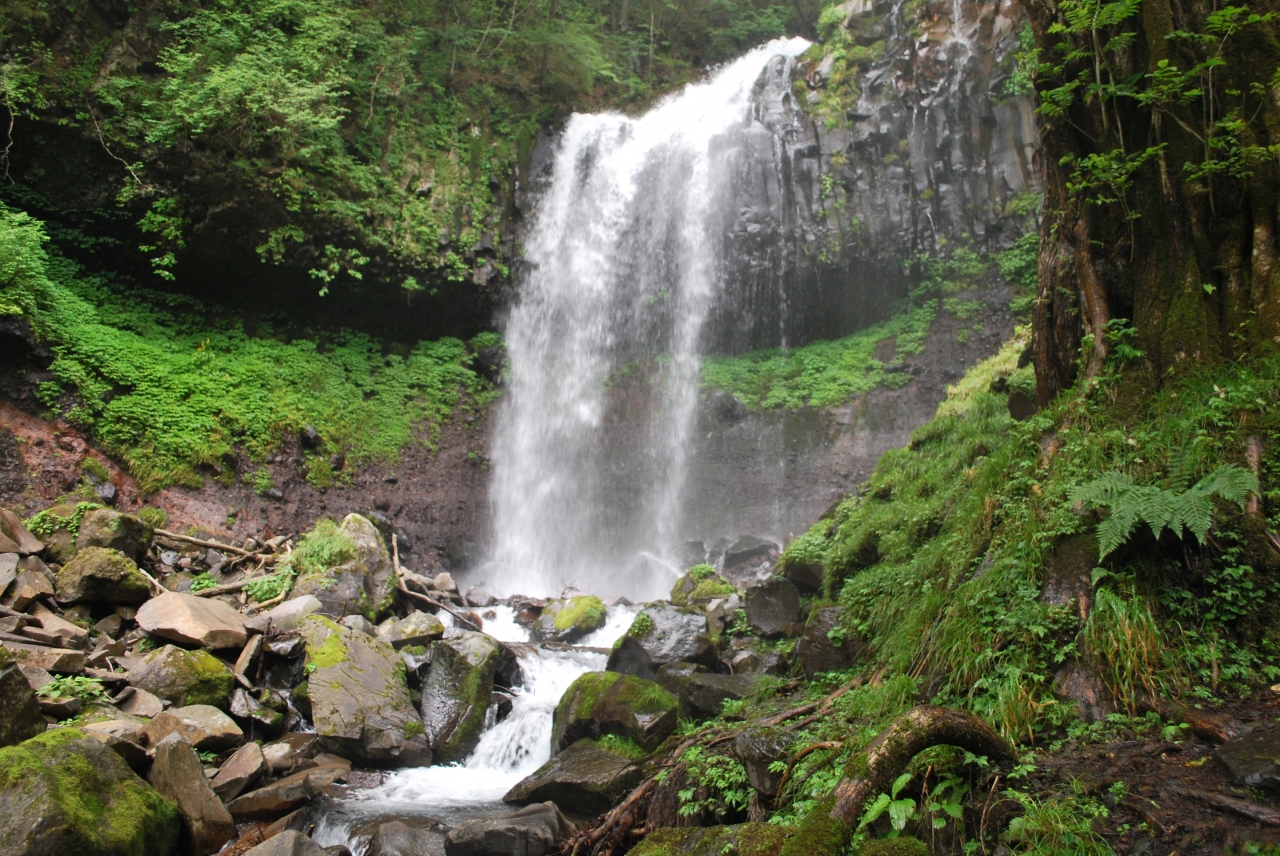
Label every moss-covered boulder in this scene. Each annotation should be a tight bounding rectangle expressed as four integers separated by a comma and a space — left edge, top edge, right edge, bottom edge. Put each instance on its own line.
0, 728, 181, 856
0, 646, 44, 748
858, 839, 929, 856
75, 509, 153, 563
670, 564, 736, 607
534, 595, 607, 643
298, 615, 430, 767
55, 547, 151, 605
129, 645, 235, 709
551, 671, 677, 754
679, 673, 764, 720
628, 823, 790, 856
502, 737, 644, 814
290, 515, 397, 623
421, 631, 501, 764
606, 604, 718, 678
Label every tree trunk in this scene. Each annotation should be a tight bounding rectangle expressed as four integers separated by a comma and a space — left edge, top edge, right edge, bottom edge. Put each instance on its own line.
1027, 0, 1280, 404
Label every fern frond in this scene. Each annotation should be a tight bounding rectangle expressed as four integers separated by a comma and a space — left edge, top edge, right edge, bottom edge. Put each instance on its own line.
1193, 465, 1258, 508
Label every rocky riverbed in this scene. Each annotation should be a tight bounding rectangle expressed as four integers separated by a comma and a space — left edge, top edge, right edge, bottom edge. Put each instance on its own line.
0, 495, 858, 856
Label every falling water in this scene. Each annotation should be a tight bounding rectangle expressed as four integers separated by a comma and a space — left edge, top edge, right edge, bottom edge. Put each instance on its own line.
485, 37, 811, 600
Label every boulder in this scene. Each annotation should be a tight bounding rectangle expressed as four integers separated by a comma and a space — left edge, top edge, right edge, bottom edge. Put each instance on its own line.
552, 671, 678, 754
55, 547, 151, 605
606, 605, 716, 678
230, 687, 288, 736
148, 733, 237, 855
534, 596, 607, 643
670, 565, 736, 607
679, 674, 764, 720
137, 591, 248, 649
627, 823, 789, 856
118, 686, 166, 717
81, 719, 149, 770
245, 595, 324, 634
30, 503, 81, 565
653, 661, 706, 696
732, 727, 796, 796
421, 631, 501, 763
226, 762, 349, 820
743, 578, 802, 639
211, 741, 267, 800
378, 610, 446, 649
130, 645, 236, 708
725, 638, 791, 676
780, 556, 825, 594
367, 819, 447, 856
29, 602, 89, 649
145, 704, 244, 751
1217, 727, 1280, 788
75, 508, 153, 562
3, 568, 54, 611
1, 640, 85, 673
298, 615, 431, 767
444, 802, 573, 856
242, 830, 331, 856
340, 615, 377, 636
796, 607, 862, 679
0, 728, 180, 856
0, 647, 43, 748
290, 515, 397, 623
0, 553, 15, 599
0, 508, 43, 555
503, 738, 644, 814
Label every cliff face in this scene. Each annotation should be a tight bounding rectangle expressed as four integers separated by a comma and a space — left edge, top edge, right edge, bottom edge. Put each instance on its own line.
703, 0, 1038, 353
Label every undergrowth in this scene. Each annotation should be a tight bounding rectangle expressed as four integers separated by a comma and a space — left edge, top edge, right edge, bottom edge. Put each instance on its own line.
780, 326, 1280, 742
0, 204, 495, 492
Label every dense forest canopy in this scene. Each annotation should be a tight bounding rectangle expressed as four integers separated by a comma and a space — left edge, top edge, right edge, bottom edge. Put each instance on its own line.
0, 0, 821, 305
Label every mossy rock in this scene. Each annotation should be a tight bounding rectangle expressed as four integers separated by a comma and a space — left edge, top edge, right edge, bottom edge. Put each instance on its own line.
858, 838, 929, 856
128, 645, 235, 709
628, 823, 790, 856
299, 615, 431, 767
670, 564, 736, 606
502, 737, 644, 814
290, 515, 396, 623
55, 547, 151, 605
420, 630, 501, 764
551, 671, 678, 754
535, 595, 607, 643
75, 509, 153, 563
0, 728, 180, 856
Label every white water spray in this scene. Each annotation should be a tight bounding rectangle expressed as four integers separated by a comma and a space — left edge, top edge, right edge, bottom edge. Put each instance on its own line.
484, 38, 810, 600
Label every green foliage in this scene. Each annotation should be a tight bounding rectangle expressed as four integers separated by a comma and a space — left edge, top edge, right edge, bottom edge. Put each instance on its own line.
7, 0, 819, 288
0, 204, 491, 492
1069, 465, 1258, 558
628, 611, 655, 638
24, 501, 102, 538
1003, 784, 1114, 855
79, 457, 111, 484
189, 573, 218, 593
677, 744, 752, 820
596, 733, 647, 760
1082, 584, 1165, 711
37, 675, 106, 701
857, 772, 917, 835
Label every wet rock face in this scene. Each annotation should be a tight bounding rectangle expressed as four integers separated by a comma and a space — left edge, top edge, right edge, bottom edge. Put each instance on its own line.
444, 801, 574, 856
606, 604, 718, 677
1218, 728, 1280, 788
743, 577, 803, 638
706, 0, 1037, 354
291, 514, 398, 624
421, 630, 501, 764
297, 616, 431, 767
796, 606, 864, 679
0, 728, 182, 856
503, 738, 644, 814
129, 644, 236, 709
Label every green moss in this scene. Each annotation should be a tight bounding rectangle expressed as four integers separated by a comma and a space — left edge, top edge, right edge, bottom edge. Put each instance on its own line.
24, 501, 102, 539
182, 650, 236, 707
859, 839, 929, 856
553, 595, 606, 632
135, 507, 169, 530
594, 734, 647, 760
303, 616, 350, 670
628, 611, 656, 639
0, 729, 180, 856
403, 719, 425, 740
630, 824, 791, 856
79, 457, 111, 484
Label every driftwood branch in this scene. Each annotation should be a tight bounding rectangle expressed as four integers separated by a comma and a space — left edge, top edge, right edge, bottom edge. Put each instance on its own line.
155, 529, 253, 557
829, 705, 1015, 826
392, 535, 479, 631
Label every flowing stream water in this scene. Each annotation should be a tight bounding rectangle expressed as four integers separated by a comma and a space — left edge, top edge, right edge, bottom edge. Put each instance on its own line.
483, 37, 810, 602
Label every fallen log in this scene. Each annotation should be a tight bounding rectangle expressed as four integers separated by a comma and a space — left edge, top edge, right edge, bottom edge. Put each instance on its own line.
392, 535, 480, 631
1170, 785, 1280, 827
154, 529, 253, 557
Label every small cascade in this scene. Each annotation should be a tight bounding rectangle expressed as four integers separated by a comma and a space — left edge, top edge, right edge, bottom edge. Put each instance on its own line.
484, 38, 810, 601
310, 605, 637, 851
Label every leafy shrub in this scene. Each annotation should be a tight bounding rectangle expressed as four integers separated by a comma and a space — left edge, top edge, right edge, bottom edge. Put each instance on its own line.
38, 675, 106, 701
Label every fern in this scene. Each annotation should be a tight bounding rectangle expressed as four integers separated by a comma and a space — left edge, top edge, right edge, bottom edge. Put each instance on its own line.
1070, 464, 1258, 558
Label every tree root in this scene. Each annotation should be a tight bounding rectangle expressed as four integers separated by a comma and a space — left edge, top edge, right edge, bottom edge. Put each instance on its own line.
829, 706, 1015, 828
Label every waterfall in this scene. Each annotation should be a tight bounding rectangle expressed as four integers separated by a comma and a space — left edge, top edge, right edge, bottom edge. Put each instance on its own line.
485, 37, 810, 600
